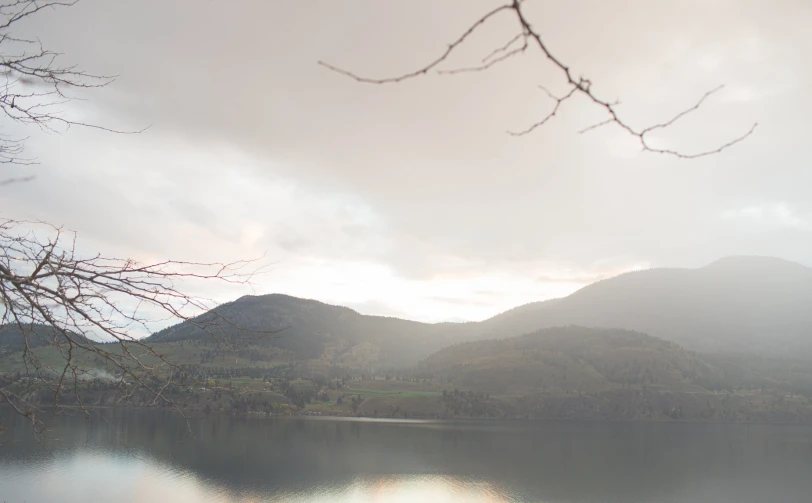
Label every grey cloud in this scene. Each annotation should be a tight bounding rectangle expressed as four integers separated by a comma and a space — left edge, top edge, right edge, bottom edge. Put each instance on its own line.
4, 0, 812, 319
275, 233, 312, 254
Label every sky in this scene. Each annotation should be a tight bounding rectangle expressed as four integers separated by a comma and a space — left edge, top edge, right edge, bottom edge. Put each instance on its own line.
1, 0, 811, 323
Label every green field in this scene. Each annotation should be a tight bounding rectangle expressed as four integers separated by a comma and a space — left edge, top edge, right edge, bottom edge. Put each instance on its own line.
344, 387, 441, 398
0, 340, 292, 374
5, 334, 812, 423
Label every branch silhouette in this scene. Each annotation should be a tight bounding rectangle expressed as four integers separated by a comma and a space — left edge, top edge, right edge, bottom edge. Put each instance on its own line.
319, 0, 756, 159
0, 219, 278, 440
0, 1, 264, 440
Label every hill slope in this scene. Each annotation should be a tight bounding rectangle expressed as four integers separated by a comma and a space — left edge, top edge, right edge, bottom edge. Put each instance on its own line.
472, 256, 812, 357
419, 326, 719, 394
146, 294, 447, 368
144, 256, 812, 368
0, 323, 88, 351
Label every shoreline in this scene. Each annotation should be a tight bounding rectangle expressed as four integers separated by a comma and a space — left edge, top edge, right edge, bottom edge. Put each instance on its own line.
14, 403, 812, 426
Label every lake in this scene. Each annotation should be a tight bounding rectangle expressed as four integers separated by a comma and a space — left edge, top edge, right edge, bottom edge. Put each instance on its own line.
2, 410, 812, 502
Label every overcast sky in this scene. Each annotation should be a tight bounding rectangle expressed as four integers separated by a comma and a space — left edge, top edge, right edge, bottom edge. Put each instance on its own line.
2, 0, 810, 322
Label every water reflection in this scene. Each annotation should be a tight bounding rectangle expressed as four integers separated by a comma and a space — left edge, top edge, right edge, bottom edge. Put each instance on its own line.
0, 449, 518, 503
2, 410, 812, 502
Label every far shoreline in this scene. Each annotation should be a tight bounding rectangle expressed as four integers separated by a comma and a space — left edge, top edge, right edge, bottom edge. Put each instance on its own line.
11, 404, 812, 427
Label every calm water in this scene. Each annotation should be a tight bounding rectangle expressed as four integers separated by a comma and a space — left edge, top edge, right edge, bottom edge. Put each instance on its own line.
2, 410, 812, 503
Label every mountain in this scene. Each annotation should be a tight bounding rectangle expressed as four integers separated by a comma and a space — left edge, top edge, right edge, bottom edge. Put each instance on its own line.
146, 293, 449, 368
471, 256, 812, 358
145, 256, 812, 368
412, 325, 812, 422
0, 323, 88, 351
419, 326, 720, 394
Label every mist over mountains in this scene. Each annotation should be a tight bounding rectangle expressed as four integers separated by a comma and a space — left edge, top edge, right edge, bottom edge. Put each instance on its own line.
148, 256, 812, 367
6, 255, 812, 421
471, 256, 812, 357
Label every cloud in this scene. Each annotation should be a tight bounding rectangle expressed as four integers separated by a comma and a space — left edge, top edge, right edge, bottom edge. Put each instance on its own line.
425, 296, 493, 307
535, 275, 604, 285
2, 0, 811, 322
721, 203, 810, 231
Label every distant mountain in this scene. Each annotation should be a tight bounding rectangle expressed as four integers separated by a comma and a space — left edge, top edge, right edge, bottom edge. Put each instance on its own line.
145, 256, 812, 367
0, 323, 88, 351
418, 326, 720, 394
146, 294, 448, 368
471, 256, 812, 358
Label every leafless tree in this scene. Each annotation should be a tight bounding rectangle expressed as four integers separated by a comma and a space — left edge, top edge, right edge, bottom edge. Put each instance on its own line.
0, 1, 267, 439
320, 0, 757, 159
0, 0, 144, 173
0, 220, 272, 439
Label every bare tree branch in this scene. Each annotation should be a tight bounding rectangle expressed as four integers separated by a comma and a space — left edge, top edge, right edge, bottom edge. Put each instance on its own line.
0, 219, 278, 439
317, 4, 513, 84
508, 85, 577, 136
0, 2, 278, 440
0, 0, 144, 167
320, 0, 757, 159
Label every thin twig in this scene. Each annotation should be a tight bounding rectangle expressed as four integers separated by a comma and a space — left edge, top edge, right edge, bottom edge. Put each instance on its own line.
319, 0, 757, 159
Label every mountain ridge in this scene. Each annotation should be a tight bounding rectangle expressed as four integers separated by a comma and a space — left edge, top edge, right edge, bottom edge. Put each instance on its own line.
146, 256, 812, 367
